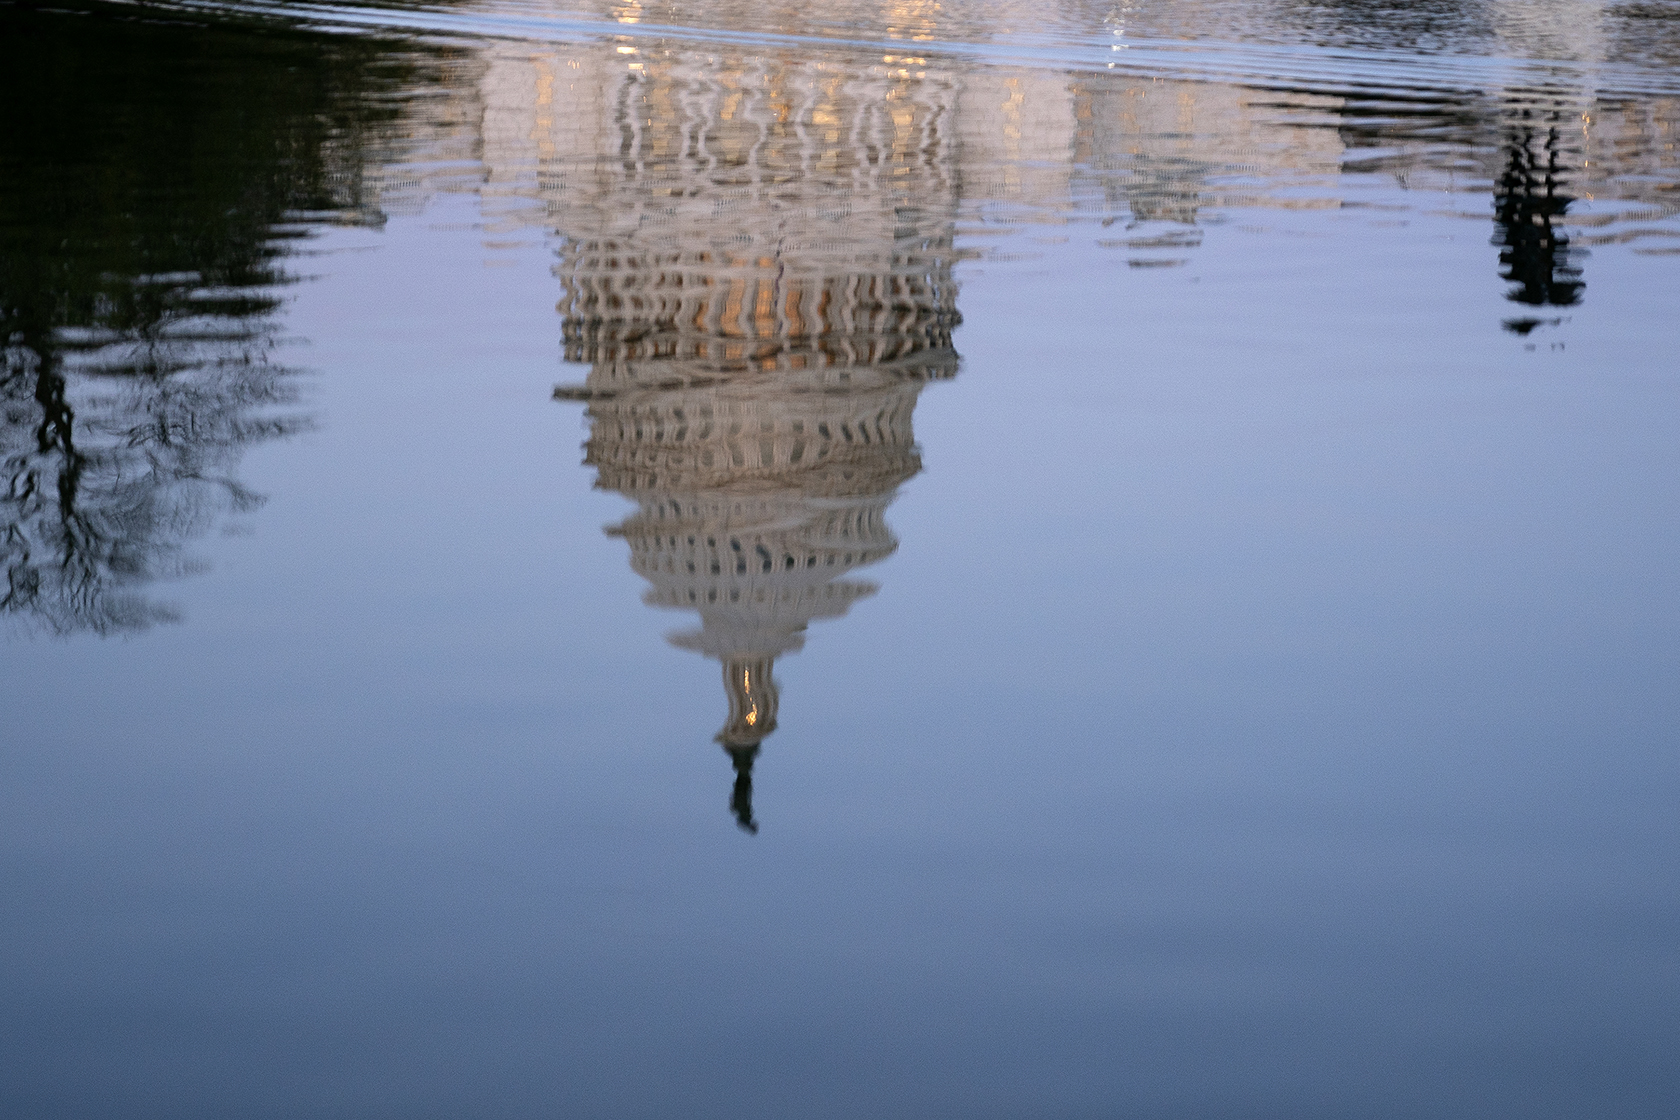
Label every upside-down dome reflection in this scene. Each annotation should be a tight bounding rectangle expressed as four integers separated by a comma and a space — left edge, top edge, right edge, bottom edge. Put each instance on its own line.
551, 43, 961, 830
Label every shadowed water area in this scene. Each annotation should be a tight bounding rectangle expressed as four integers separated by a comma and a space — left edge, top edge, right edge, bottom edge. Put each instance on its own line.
2, 1, 1677, 1116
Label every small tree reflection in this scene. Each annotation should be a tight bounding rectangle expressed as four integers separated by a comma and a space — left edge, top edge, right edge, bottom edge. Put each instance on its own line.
1493, 106, 1586, 333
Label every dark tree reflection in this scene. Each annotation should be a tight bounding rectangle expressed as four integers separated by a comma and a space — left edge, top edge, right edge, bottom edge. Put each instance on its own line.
1493, 105, 1586, 333
0, 3, 453, 633
0, 339, 296, 633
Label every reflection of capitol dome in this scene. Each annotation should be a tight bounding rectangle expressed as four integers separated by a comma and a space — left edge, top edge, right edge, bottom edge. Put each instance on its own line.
551, 46, 960, 831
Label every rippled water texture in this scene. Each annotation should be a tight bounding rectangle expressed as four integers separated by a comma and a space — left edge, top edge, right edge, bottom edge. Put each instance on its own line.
3, 1, 1678, 1117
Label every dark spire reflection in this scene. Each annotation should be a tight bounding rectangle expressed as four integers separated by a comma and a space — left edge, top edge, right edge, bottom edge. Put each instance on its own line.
727, 744, 763, 835
1493, 106, 1586, 333
0, 4, 453, 634
552, 47, 962, 831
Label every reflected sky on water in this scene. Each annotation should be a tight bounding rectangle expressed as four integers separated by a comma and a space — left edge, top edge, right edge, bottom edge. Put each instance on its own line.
2, 2, 1678, 1117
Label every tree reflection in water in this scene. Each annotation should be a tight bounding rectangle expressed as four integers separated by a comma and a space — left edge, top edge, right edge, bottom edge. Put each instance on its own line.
0, 3, 454, 633
1494, 103, 1586, 334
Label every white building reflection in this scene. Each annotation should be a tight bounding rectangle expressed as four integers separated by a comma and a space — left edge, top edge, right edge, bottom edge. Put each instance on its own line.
542, 42, 960, 829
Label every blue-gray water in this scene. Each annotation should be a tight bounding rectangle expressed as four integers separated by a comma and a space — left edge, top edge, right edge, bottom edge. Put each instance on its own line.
2, 1, 1677, 1116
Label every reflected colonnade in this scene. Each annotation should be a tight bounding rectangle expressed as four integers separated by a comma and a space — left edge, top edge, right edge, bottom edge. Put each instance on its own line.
536, 37, 963, 830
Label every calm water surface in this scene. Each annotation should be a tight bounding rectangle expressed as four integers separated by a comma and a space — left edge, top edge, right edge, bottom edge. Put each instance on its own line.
3, 1, 1678, 1116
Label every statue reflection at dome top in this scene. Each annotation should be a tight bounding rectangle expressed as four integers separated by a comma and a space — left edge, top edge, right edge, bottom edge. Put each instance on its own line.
551, 45, 961, 831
